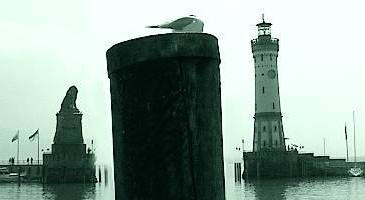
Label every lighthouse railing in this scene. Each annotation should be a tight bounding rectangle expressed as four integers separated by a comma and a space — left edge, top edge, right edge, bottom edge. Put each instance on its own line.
251, 38, 279, 45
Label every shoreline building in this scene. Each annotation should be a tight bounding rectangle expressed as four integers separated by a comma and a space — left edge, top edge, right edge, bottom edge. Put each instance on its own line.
43, 86, 96, 183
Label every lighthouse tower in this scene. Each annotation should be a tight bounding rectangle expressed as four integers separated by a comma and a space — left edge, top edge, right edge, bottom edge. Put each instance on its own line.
251, 16, 286, 152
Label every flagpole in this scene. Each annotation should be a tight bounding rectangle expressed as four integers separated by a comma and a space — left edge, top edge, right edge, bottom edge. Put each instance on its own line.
345, 122, 349, 162
17, 130, 19, 165
38, 129, 40, 165
323, 138, 326, 156
353, 111, 357, 165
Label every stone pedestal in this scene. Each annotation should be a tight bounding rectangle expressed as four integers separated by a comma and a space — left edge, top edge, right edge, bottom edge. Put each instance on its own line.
106, 33, 225, 200
43, 86, 96, 183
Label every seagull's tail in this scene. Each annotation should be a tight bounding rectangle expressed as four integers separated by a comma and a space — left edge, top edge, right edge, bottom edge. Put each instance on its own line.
146, 25, 160, 28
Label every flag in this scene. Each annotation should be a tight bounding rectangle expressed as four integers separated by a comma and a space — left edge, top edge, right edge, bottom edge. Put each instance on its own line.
29, 129, 39, 142
11, 132, 19, 142
345, 125, 347, 140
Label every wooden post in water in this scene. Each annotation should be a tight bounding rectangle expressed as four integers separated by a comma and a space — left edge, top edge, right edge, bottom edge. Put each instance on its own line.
245, 160, 249, 180
17, 166, 20, 186
98, 165, 102, 183
106, 33, 225, 200
234, 163, 237, 182
234, 163, 241, 182
234, 163, 242, 182
256, 161, 260, 179
238, 163, 242, 182
104, 165, 108, 185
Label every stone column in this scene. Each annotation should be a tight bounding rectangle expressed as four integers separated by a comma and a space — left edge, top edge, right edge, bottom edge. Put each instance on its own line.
106, 33, 225, 200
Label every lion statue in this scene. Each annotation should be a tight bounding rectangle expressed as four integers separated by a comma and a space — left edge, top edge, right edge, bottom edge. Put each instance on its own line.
60, 86, 79, 112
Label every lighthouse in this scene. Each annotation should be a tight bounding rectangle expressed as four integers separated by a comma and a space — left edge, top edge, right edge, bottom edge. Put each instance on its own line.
243, 17, 342, 180
251, 16, 286, 152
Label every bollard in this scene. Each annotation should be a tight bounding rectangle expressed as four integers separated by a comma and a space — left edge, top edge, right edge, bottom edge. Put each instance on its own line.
106, 33, 225, 200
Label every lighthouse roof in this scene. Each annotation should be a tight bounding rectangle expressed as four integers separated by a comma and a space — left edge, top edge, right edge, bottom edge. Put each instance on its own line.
256, 22, 272, 27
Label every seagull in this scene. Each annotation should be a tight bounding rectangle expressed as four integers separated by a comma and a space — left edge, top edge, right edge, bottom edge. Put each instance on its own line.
146, 15, 204, 33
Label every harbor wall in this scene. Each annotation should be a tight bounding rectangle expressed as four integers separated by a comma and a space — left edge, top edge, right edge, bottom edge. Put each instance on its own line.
243, 151, 362, 179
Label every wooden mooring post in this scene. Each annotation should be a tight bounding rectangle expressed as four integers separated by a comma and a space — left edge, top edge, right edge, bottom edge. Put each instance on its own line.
98, 165, 102, 183
106, 33, 225, 200
234, 163, 242, 182
104, 165, 108, 185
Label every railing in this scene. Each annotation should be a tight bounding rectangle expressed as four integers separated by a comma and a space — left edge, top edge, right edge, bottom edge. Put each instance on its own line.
251, 38, 279, 44
0, 160, 43, 165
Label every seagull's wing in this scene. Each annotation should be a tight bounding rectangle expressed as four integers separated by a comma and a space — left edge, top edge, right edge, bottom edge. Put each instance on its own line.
160, 17, 195, 29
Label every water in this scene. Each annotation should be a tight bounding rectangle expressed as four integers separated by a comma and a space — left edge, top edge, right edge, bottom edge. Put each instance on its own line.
0, 183, 114, 200
226, 177, 365, 200
2, 164, 365, 200
225, 163, 365, 200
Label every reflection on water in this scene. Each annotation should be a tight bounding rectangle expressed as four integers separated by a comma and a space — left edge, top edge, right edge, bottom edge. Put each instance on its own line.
227, 177, 365, 200
0, 173, 114, 200
250, 180, 289, 200
226, 177, 365, 200
43, 184, 95, 200
0, 165, 114, 200
0, 182, 114, 200
4, 163, 365, 200
225, 163, 365, 200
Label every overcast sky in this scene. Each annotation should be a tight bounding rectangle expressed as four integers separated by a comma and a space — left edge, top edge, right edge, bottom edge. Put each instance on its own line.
1, 0, 365, 165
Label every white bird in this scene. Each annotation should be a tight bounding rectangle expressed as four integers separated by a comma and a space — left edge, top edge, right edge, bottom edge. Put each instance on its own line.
146, 15, 204, 33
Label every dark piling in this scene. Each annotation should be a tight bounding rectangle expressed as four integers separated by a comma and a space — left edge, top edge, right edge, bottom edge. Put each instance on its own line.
106, 33, 225, 199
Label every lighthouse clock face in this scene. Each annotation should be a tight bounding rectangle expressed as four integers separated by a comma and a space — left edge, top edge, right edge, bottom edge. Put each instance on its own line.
268, 69, 276, 79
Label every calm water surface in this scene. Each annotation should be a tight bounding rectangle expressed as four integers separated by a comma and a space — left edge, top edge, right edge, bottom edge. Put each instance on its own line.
2, 164, 365, 200
0, 182, 114, 200
226, 177, 365, 200
225, 163, 365, 200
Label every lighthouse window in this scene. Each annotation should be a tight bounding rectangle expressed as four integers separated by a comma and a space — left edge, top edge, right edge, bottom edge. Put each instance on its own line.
273, 102, 275, 109
261, 73, 264, 76
275, 140, 278, 146
263, 126, 266, 132
270, 54, 273, 61
274, 126, 277, 131
261, 55, 263, 61
263, 141, 266, 146
262, 87, 265, 94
